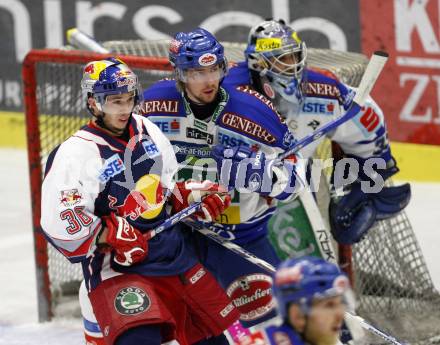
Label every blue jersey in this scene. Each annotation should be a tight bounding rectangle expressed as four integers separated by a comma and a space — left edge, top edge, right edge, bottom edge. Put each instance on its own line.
142, 80, 303, 244
235, 323, 305, 345
225, 62, 392, 163
40, 115, 197, 291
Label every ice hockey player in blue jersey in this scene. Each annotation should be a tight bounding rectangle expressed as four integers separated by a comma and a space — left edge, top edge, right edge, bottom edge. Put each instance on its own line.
224, 19, 411, 244
142, 28, 305, 328
40, 58, 240, 345
235, 256, 355, 345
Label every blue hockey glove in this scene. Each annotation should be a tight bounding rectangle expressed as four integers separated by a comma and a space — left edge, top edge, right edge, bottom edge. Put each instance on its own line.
212, 145, 273, 195
329, 160, 411, 244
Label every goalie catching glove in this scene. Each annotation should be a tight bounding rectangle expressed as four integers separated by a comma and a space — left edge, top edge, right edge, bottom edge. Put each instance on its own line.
101, 213, 149, 266
329, 159, 411, 244
170, 180, 231, 222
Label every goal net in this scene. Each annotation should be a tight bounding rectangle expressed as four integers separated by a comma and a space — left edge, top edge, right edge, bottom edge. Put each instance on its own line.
23, 40, 440, 344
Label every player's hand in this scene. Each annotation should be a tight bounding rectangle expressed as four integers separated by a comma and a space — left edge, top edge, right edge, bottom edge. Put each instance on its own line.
212, 145, 272, 195
102, 213, 148, 266
171, 181, 231, 222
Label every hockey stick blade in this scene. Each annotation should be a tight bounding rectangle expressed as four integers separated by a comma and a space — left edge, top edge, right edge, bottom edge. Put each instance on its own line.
279, 51, 389, 160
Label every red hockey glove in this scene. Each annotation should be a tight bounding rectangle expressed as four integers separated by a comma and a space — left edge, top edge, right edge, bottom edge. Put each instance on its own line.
171, 181, 231, 222
102, 213, 148, 266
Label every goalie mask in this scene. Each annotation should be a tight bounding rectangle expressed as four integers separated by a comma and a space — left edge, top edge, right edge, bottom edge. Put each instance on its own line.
169, 28, 228, 84
245, 19, 307, 113
273, 256, 354, 321
81, 58, 142, 116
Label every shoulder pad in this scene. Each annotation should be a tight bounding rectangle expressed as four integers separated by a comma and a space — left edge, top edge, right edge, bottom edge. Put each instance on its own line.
223, 61, 251, 87
142, 79, 182, 116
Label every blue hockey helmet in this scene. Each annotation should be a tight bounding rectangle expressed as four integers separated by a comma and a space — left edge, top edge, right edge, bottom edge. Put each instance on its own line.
169, 28, 228, 83
81, 57, 142, 113
273, 256, 353, 320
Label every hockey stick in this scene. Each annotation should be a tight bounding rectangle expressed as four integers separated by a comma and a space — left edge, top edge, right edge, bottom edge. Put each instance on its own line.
344, 313, 408, 345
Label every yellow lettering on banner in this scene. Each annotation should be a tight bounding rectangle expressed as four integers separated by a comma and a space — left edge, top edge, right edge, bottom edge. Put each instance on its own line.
255, 38, 282, 52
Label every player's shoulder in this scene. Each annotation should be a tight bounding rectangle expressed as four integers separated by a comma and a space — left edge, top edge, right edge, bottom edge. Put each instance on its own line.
44, 129, 101, 177
225, 84, 286, 124
143, 78, 179, 100
304, 68, 353, 104
265, 324, 305, 345
141, 79, 184, 116
221, 86, 293, 149
224, 61, 251, 87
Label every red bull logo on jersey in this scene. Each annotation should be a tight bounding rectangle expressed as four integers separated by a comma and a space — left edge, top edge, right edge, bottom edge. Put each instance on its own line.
227, 274, 275, 321
60, 189, 82, 207
99, 154, 126, 183
109, 174, 165, 220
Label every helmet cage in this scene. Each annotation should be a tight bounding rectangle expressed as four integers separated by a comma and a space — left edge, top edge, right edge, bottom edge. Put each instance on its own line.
258, 41, 307, 83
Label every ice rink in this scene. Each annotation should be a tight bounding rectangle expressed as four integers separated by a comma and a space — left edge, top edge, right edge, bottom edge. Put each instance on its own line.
0, 148, 439, 344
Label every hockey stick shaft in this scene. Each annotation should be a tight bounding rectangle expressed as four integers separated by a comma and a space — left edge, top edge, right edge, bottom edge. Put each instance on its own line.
279, 50, 389, 160
345, 314, 407, 345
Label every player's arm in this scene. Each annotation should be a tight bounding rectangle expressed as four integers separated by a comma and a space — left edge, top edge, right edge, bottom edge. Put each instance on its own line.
212, 127, 305, 201
40, 139, 103, 263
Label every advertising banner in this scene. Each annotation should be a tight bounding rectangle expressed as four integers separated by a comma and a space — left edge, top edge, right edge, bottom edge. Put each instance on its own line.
1, 0, 359, 112
360, 0, 440, 144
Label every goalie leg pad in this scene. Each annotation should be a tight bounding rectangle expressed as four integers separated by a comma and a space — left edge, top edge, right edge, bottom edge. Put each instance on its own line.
329, 183, 377, 244
373, 183, 411, 220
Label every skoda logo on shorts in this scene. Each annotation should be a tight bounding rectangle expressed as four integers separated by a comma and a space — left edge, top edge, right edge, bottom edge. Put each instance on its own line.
114, 287, 151, 316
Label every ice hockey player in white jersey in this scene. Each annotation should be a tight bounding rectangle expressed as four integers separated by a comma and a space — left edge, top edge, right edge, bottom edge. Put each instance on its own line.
142, 28, 305, 328
235, 256, 355, 345
40, 58, 240, 345
224, 19, 411, 244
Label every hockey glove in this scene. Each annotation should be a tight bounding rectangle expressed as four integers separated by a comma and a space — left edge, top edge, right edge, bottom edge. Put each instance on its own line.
329, 160, 411, 244
212, 145, 274, 195
102, 213, 148, 266
170, 180, 231, 222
